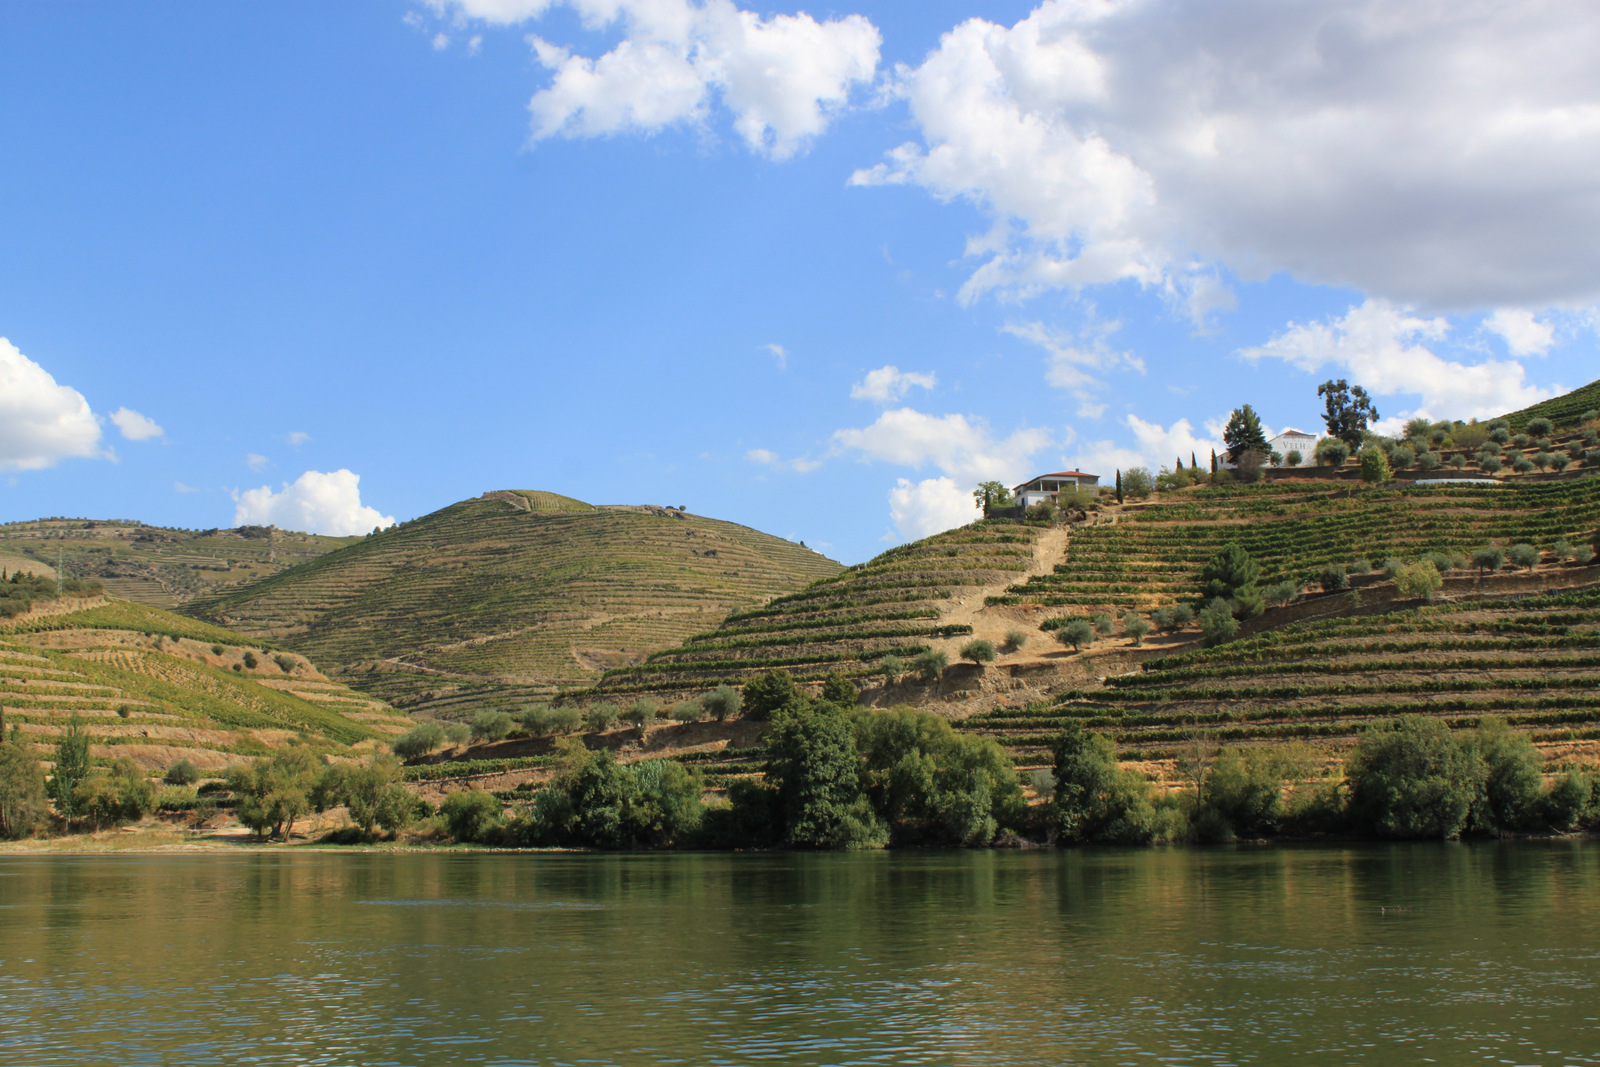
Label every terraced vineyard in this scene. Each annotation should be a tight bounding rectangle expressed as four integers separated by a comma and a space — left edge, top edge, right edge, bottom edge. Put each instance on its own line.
597, 522, 1046, 697
0, 599, 411, 773
1502, 374, 1600, 431
962, 585, 1600, 772
186, 492, 842, 718
0, 517, 356, 607
992, 479, 1600, 611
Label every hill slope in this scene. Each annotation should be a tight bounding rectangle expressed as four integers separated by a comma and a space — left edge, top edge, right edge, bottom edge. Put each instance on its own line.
1502, 376, 1600, 431
0, 517, 358, 607
1, 598, 412, 773
184, 492, 843, 718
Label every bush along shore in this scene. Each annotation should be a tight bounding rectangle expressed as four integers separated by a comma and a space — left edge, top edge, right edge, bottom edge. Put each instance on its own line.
5, 698, 1597, 849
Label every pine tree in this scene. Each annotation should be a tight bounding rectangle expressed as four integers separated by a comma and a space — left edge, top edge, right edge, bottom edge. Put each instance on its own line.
1223, 404, 1270, 462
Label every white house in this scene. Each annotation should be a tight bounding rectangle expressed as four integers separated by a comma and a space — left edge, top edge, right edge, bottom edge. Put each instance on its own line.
1267, 429, 1321, 466
1013, 470, 1100, 507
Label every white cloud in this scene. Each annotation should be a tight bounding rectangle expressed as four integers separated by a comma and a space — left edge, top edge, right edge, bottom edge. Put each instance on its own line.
833, 407, 1049, 485
246, 453, 269, 472
1070, 414, 1224, 477
233, 470, 397, 536
1242, 299, 1551, 422
746, 447, 779, 465
849, 365, 937, 403
762, 342, 788, 370
0, 337, 102, 472
174, 482, 201, 494
438, 0, 880, 159
1003, 319, 1142, 412
109, 407, 163, 441
851, 1, 1600, 311
887, 477, 976, 541
745, 447, 819, 473
1484, 309, 1555, 357
286, 431, 311, 447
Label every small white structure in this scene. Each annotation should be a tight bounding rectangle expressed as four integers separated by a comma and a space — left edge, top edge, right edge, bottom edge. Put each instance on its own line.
1267, 429, 1321, 466
1013, 470, 1100, 507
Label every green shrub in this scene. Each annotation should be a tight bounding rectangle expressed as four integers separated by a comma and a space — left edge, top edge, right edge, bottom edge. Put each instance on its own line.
48, 718, 92, 819
668, 700, 703, 723
1122, 613, 1151, 645
960, 639, 997, 664
392, 722, 447, 761
242, 651, 258, 670
1315, 438, 1350, 466
0, 739, 48, 840
1346, 716, 1484, 839
472, 710, 518, 743
622, 698, 659, 729
1470, 718, 1544, 833
1122, 467, 1155, 500
819, 674, 858, 706
700, 684, 742, 721
1001, 629, 1028, 653
1526, 416, 1554, 437
1201, 746, 1306, 840
1201, 543, 1259, 600
1318, 565, 1349, 592
1263, 580, 1297, 607
1198, 598, 1240, 647
444, 722, 471, 746
228, 748, 321, 840
1053, 725, 1161, 844
163, 759, 201, 786
911, 649, 948, 681
273, 654, 297, 674
523, 705, 582, 736
1472, 546, 1505, 574
1057, 619, 1095, 651
74, 758, 157, 829
1358, 446, 1391, 483
759, 700, 884, 849
876, 655, 903, 686
1090, 613, 1115, 636
1395, 560, 1443, 600
1542, 771, 1595, 831
584, 703, 620, 731
440, 789, 502, 843
1512, 456, 1535, 473
210, 644, 224, 656
740, 672, 801, 720
1507, 543, 1541, 571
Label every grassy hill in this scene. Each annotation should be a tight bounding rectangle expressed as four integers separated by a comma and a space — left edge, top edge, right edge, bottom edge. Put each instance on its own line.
0, 598, 411, 774
183, 492, 843, 718
0, 517, 358, 608
1502, 376, 1600, 431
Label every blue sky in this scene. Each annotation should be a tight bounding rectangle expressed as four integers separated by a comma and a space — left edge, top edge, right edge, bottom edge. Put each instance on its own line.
3, 1, 1597, 563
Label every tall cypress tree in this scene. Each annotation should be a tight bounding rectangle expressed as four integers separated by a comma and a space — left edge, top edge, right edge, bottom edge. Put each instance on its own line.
48, 717, 91, 820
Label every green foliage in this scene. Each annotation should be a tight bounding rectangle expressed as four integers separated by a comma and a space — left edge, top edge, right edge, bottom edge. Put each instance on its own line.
1319, 379, 1379, 448
1200, 543, 1260, 600
1526, 416, 1555, 438
910, 649, 948, 681
852, 706, 1025, 846
1058, 619, 1095, 651
1314, 438, 1350, 466
1122, 613, 1151, 645
48, 718, 92, 819
1470, 717, 1544, 833
1222, 405, 1269, 462
1263, 580, 1298, 607
1395, 559, 1443, 600
324, 755, 413, 835
273, 654, 297, 674
242, 651, 258, 670
1198, 746, 1307, 840
1090, 613, 1115, 636
1345, 716, 1484, 839
74, 758, 156, 829
1052, 725, 1161, 844
0, 738, 48, 839
163, 759, 201, 786
1001, 629, 1028, 653
1358, 446, 1391, 484
740, 671, 802, 720
621, 699, 656, 729
1151, 604, 1195, 631
228, 748, 322, 840
1318, 564, 1349, 592
1507, 543, 1541, 570
960, 639, 997, 664
392, 721, 446, 761
760, 698, 885, 849
972, 481, 1016, 514
471, 710, 518, 743
584, 703, 620, 730
876, 655, 903, 686
1121, 467, 1155, 500
1198, 598, 1240, 647
668, 700, 703, 723
1472, 546, 1505, 574
439, 789, 503, 843
444, 722, 471, 746
700, 684, 743, 720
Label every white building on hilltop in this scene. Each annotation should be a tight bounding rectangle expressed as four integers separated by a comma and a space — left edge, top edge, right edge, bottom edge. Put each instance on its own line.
1267, 428, 1321, 466
1013, 470, 1100, 507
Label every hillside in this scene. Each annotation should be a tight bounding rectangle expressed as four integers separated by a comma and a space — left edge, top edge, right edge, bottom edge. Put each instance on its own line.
1501, 375, 1600, 431
184, 491, 843, 718
0, 598, 412, 774
0, 517, 358, 607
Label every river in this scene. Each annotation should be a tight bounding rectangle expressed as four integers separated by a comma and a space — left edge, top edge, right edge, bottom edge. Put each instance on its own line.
1, 844, 1596, 1065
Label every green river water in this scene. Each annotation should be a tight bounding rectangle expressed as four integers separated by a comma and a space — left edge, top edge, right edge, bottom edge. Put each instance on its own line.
1, 844, 1596, 1066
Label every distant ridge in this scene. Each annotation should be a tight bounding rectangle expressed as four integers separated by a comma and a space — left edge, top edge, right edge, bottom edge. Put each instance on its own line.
184, 491, 843, 719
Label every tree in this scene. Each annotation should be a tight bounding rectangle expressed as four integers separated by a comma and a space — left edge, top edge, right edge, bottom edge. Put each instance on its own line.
1471, 717, 1544, 833
1122, 613, 1151, 645
1200, 543, 1260, 600
471, 710, 517, 743
229, 748, 321, 840
959, 639, 996, 665
48, 717, 92, 821
584, 703, 620, 731
762, 699, 884, 849
1115, 469, 1123, 504
1000, 629, 1028, 653
1057, 619, 1095, 651
1526, 416, 1554, 438
876, 655, 903, 687
1318, 378, 1379, 449
700, 684, 743, 721
972, 481, 1015, 515
741, 671, 801, 720
163, 759, 200, 786
440, 789, 502, 843
621, 700, 654, 731
1222, 404, 1269, 462
819, 674, 857, 707
1345, 716, 1484, 839
1472, 546, 1505, 575
1358, 445, 1391, 483
1395, 560, 1443, 600
1052, 725, 1157, 844
1315, 438, 1350, 467
0, 737, 48, 839
910, 649, 948, 682
392, 722, 446, 761
74, 758, 156, 829
1198, 597, 1240, 647
327, 755, 413, 836
1122, 467, 1155, 500
1507, 543, 1541, 571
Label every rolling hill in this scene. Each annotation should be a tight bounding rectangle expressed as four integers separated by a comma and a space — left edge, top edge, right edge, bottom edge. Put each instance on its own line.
1501, 375, 1600, 431
0, 517, 358, 608
183, 491, 843, 719
0, 597, 412, 774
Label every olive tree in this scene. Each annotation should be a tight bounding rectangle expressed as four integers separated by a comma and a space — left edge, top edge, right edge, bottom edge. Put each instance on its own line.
959, 639, 996, 665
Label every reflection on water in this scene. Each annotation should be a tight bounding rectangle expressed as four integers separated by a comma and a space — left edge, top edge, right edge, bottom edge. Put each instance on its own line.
0, 845, 1597, 1066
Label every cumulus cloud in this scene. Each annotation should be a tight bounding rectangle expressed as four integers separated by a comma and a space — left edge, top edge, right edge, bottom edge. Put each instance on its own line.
833, 407, 1049, 485
850, 365, 937, 403
851, 1, 1600, 311
109, 407, 163, 441
1242, 299, 1551, 422
1484, 309, 1556, 357
1003, 319, 1142, 415
233, 470, 397, 536
436, 0, 880, 159
0, 337, 102, 472
887, 476, 976, 541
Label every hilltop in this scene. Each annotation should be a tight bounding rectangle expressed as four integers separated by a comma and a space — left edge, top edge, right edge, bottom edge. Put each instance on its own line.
1501, 374, 1600, 431
0, 517, 358, 607
0, 596, 412, 775
183, 491, 843, 719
